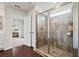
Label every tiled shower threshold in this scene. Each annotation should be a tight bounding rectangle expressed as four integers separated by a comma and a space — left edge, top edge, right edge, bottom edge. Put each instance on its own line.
36, 45, 73, 57
36, 49, 52, 57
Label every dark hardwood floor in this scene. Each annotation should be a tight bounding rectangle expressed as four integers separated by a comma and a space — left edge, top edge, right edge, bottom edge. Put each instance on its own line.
0, 45, 42, 57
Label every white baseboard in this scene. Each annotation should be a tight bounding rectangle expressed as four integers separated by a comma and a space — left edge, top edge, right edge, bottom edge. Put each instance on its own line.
4, 46, 13, 51
23, 42, 31, 47
4, 42, 35, 51
4, 44, 23, 51
4, 44, 30, 51
36, 49, 52, 57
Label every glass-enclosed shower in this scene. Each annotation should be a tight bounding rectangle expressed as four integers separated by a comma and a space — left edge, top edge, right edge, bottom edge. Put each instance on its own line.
36, 3, 78, 57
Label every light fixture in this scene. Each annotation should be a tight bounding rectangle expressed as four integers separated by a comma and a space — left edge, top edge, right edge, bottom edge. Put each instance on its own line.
50, 9, 71, 17
14, 5, 20, 8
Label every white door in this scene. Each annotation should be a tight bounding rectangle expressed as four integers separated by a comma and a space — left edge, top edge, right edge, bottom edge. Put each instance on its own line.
24, 15, 32, 47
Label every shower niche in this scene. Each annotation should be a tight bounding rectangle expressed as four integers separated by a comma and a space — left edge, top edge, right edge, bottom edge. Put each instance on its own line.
36, 4, 78, 57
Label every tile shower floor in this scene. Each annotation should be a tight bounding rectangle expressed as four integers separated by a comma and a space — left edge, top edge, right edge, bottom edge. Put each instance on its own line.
37, 45, 73, 57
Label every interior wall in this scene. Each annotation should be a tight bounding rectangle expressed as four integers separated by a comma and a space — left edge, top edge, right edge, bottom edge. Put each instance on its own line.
4, 6, 27, 50
19, 20, 24, 38
78, 3, 79, 57
27, 8, 36, 50
1, 3, 37, 50
0, 3, 5, 49
0, 3, 45, 50
24, 6, 41, 50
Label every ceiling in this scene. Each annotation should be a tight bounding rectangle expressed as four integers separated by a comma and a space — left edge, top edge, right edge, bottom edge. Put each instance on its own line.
4, 2, 35, 12
4, 2, 71, 12
34, 2, 62, 11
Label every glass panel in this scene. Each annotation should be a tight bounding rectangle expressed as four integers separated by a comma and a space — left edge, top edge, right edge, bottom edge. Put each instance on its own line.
49, 8, 73, 56
36, 11, 48, 54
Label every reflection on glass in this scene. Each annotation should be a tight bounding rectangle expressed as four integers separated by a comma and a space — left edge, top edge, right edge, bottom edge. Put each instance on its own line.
49, 9, 73, 56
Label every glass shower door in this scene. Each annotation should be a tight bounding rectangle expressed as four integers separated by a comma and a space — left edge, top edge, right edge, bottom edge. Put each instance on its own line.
36, 11, 48, 54
49, 8, 73, 56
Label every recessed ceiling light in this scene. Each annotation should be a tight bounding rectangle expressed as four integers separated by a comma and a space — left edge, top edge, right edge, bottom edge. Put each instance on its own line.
14, 5, 20, 8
